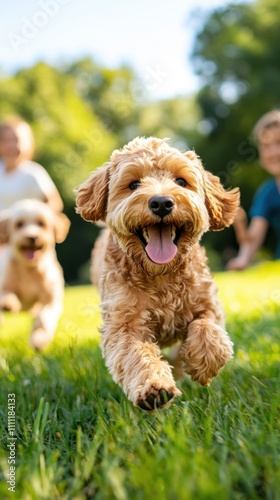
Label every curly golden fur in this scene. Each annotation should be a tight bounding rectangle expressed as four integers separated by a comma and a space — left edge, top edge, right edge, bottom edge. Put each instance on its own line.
76, 137, 240, 411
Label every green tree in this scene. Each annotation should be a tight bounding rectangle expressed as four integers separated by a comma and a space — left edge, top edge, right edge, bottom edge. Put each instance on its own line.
138, 96, 200, 151
0, 62, 117, 281
191, 0, 280, 261
65, 58, 140, 145
0, 62, 116, 204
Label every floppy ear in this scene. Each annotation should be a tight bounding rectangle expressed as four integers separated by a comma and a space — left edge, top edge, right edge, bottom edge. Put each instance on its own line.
75, 164, 110, 222
204, 171, 240, 231
0, 211, 10, 243
55, 213, 71, 243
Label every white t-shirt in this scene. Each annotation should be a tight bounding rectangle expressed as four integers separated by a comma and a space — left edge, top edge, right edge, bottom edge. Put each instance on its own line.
0, 160, 58, 211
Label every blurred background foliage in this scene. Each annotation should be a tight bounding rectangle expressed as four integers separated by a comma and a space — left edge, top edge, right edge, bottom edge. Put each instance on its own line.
1, 0, 280, 282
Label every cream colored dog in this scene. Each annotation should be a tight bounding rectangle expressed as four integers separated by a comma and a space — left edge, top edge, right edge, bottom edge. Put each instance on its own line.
0, 199, 70, 350
76, 137, 240, 411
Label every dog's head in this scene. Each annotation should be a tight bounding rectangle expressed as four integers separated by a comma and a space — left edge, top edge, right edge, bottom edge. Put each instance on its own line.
76, 137, 239, 274
0, 199, 70, 266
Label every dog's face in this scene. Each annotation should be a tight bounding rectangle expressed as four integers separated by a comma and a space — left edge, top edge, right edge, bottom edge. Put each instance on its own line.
76, 138, 240, 274
0, 200, 70, 266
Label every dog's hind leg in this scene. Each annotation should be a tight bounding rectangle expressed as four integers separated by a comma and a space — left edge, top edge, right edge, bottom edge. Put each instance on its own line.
0, 292, 21, 313
180, 316, 234, 387
30, 301, 63, 350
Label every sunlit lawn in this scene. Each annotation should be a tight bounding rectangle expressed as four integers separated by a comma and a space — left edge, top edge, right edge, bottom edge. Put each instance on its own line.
0, 262, 280, 499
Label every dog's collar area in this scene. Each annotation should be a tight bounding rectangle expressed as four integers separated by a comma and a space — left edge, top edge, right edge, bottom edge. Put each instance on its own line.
135, 223, 184, 265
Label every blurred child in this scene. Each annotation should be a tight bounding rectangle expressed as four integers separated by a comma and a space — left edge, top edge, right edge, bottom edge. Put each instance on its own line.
0, 116, 63, 213
227, 109, 280, 270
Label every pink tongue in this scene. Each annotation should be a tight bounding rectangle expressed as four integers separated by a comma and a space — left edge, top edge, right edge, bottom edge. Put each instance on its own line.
145, 224, 177, 264
24, 249, 36, 260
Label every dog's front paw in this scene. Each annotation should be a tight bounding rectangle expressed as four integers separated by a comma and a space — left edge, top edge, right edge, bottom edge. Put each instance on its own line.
136, 381, 181, 411
0, 293, 21, 313
30, 328, 54, 351
138, 389, 175, 411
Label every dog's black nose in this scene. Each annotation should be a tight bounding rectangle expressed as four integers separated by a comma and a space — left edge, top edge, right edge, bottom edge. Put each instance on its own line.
148, 196, 174, 218
27, 236, 37, 244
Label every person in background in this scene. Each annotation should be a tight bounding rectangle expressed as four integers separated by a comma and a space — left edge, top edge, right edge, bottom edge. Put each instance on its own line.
0, 116, 63, 213
227, 109, 280, 270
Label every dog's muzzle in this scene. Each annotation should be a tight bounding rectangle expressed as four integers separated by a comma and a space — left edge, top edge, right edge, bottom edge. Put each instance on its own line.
135, 196, 178, 265
19, 236, 44, 260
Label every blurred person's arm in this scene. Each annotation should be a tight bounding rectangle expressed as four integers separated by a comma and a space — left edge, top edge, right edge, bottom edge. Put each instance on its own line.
26, 162, 64, 212
226, 217, 268, 270
232, 207, 248, 245
43, 186, 64, 213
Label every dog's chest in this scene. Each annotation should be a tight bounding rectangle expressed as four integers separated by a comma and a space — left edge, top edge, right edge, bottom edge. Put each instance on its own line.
10, 266, 51, 310
17, 278, 43, 309
148, 289, 194, 346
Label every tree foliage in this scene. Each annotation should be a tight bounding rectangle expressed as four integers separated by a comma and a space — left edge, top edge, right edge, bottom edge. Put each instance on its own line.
192, 0, 280, 188
191, 0, 280, 259
0, 62, 117, 281
1, 0, 279, 278
66, 58, 140, 145
0, 62, 116, 205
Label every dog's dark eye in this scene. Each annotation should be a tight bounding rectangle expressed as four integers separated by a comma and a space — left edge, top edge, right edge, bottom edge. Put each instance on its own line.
129, 180, 141, 190
36, 219, 46, 228
15, 220, 24, 229
175, 178, 187, 187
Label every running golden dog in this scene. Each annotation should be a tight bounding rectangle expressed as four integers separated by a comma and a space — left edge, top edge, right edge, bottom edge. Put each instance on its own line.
0, 199, 70, 349
76, 137, 239, 410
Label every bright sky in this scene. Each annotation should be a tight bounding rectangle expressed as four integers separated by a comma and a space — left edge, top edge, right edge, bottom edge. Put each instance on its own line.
1, 0, 244, 100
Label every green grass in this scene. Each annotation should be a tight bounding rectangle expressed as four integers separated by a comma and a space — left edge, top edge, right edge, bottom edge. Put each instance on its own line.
0, 262, 280, 499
